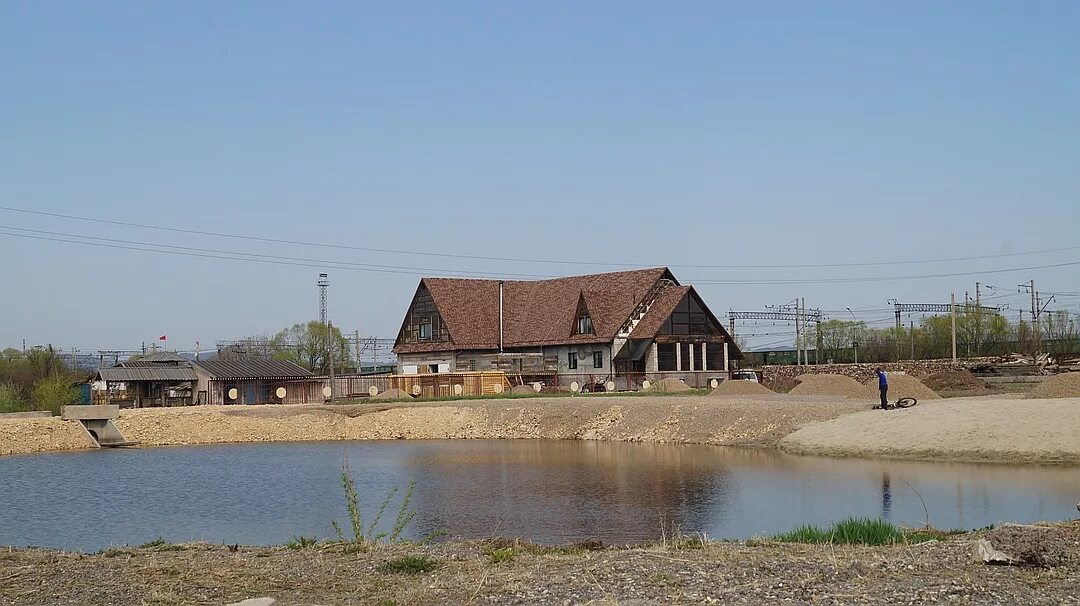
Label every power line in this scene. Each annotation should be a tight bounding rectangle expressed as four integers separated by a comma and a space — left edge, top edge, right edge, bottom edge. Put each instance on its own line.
5, 226, 1080, 286
4, 204, 1080, 270
0, 225, 553, 279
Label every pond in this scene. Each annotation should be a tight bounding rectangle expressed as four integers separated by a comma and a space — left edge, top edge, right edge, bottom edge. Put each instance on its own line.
1, 440, 1077, 552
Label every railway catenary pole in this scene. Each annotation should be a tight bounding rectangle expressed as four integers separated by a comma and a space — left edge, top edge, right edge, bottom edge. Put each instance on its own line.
975, 282, 981, 356
950, 293, 957, 363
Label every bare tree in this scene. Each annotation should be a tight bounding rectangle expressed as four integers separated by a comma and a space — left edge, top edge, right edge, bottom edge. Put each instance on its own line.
1043, 311, 1080, 361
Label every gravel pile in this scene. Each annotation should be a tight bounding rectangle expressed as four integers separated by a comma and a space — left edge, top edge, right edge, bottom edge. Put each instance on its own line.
646, 378, 691, 392
923, 369, 991, 393
1028, 372, 1080, 399
372, 388, 411, 400
510, 385, 539, 395
868, 373, 942, 400
710, 380, 775, 396
789, 374, 869, 398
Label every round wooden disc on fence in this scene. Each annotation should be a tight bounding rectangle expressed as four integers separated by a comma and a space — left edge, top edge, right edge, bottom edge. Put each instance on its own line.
493, 382, 504, 394
710, 378, 719, 389
227, 387, 238, 400
640, 380, 651, 391
605, 381, 615, 392
322, 386, 333, 398
411, 384, 422, 396
275, 387, 287, 399
453, 384, 463, 396
569, 381, 580, 393
368, 385, 379, 397
532, 382, 542, 393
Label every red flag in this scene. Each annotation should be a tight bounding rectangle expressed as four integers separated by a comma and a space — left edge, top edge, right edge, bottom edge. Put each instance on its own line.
158, 335, 167, 341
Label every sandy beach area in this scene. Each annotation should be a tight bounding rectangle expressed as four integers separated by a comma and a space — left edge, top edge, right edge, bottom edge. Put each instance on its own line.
780, 397, 1080, 464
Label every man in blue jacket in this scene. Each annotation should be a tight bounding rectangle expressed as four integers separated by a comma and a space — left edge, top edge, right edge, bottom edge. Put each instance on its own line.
876, 367, 888, 409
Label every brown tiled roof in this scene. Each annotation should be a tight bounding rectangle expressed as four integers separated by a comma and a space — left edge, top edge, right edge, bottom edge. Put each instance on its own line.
630, 285, 691, 338
631, 285, 743, 358
395, 268, 674, 353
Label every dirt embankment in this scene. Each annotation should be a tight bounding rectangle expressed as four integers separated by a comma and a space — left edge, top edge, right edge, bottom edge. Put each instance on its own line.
0, 417, 94, 456
780, 397, 1080, 464
0, 395, 871, 456
5, 392, 1080, 465
3, 522, 1078, 605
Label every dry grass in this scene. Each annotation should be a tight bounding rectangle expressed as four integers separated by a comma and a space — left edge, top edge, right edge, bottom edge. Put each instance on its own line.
2, 522, 1077, 605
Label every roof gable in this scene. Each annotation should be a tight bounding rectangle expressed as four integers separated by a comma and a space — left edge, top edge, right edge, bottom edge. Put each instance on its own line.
395, 268, 677, 352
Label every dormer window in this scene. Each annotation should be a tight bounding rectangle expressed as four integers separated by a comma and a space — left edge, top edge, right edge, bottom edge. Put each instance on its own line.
573, 293, 595, 336
577, 313, 593, 335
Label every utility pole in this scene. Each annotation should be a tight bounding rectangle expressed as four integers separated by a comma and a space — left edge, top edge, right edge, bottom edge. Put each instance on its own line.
795, 299, 802, 366
354, 330, 361, 374
975, 282, 982, 356
801, 298, 807, 365
910, 320, 915, 360
950, 293, 957, 363
328, 320, 336, 402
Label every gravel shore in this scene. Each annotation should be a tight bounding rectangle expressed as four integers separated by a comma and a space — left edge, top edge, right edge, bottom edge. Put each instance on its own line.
2, 522, 1076, 605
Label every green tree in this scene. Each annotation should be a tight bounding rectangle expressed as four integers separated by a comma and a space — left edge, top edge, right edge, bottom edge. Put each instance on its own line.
817, 320, 861, 363
31, 375, 79, 414
1043, 311, 1080, 360
271, 321, 350, 374
0, 383, 28, 413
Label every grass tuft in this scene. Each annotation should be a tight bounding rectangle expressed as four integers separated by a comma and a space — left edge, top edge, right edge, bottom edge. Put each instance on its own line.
285, 535, 319, 550
773, 517, 903, 546
376, 554, 441, 574
486, 546, 517, 564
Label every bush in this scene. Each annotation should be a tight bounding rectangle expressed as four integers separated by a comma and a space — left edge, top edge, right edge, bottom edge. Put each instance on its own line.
31, 376, 79, 414
0, 383, 28, 413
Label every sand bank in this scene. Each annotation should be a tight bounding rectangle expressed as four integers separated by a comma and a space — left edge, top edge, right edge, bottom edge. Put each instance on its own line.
780, 397, 1080, 464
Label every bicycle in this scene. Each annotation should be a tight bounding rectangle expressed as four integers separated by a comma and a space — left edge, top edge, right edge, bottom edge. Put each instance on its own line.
879, 396, 918, 410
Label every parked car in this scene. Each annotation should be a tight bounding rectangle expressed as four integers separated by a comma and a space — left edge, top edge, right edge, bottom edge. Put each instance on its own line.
730, 370, 760, 383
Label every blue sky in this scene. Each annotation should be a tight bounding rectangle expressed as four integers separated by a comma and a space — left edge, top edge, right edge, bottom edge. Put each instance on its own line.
2, 1, 1078, 352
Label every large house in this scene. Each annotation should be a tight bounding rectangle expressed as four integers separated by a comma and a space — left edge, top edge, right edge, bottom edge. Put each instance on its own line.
393, 267, 740, 385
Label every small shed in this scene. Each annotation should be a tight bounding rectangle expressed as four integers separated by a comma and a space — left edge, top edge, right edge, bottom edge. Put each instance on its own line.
93, 364, 199, 407
193, 359, 322, 405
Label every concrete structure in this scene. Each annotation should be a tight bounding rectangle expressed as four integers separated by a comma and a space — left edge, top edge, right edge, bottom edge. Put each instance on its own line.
61, 404, 134, 447
393, 267, 740, 389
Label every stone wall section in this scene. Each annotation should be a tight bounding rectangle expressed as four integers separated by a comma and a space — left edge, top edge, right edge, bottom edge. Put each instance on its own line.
761, 359, 991, 386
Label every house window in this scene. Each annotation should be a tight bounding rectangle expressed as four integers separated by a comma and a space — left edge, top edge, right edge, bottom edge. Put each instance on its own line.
593, 351, 603, 369
568, 352, 578, 370
657, 343, 677, 371
418, 317, 432, 340
577, 313, 594, 335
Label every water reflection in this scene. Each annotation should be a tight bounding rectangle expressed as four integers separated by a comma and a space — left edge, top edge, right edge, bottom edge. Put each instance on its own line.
0, 440, 1077, 552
